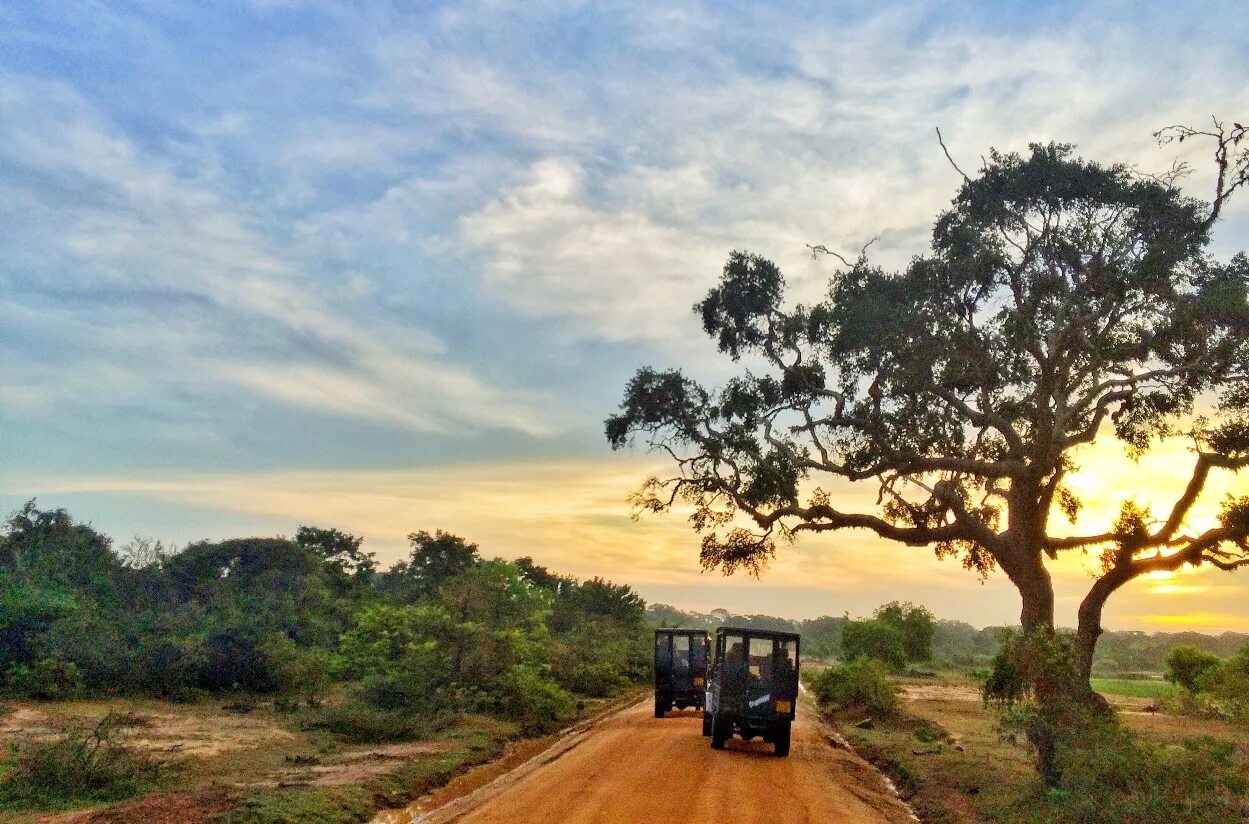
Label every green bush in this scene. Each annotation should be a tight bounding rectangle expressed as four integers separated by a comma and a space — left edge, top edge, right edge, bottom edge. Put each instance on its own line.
5, 658, 83, 700
221, 786, 373, 824
308, 701, 446, 744
807, 658, 898, 716
1039, 725, 1248, 824
260, 635, 334, 708
840, 618, 908, 671
1164, 645, 1224, 693
489, 665, 575, 735
0, 714, 158, 806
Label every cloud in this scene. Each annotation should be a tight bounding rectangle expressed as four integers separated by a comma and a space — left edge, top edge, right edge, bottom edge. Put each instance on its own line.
433, 1, 1249, 344
0, 73, 556, 436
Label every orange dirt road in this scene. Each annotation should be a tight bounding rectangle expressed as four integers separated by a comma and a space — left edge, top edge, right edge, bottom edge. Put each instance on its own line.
408, 696, 914, 824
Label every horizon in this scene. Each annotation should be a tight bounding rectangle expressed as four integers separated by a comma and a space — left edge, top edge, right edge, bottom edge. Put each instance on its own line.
4, 1, 1249, 634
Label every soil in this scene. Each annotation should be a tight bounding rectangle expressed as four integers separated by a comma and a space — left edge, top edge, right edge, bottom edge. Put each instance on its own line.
375, 696, 914, 824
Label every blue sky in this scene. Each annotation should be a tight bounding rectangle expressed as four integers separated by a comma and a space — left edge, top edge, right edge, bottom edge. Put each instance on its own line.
3, 0, 1248, 627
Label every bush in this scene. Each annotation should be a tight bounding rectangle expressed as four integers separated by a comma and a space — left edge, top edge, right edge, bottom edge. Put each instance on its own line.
5, 658, 83, 700
1041, 725, 1248, 824
553, 659, 627, 697
1164, 646, 1224, 692
260, 636, 334, 708
308, 702, 446, 744
807, 658, 898, 716
840, 619, 908, 671
488, 665, 575, 735
0, 714, 158, 806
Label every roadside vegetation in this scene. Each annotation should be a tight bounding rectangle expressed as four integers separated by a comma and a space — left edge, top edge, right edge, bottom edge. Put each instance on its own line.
786, 601, 1249, 823
0, 502, 650, 822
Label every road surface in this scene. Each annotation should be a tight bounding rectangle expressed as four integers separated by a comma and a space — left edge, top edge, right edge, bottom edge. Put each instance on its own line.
391, 696, 914, 824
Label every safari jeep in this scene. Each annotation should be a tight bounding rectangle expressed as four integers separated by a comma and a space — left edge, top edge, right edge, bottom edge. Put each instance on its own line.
703, 627, 799, 756
653, 629, 709, 717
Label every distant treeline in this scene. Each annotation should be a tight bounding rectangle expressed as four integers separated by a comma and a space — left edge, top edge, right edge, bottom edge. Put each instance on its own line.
646, 604, 1249, 675
0, 502, 649, 735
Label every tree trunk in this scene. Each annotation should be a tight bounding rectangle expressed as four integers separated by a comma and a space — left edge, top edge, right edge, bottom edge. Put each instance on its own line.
1075, 569, 1131, 703
1002, 550, 1056, 633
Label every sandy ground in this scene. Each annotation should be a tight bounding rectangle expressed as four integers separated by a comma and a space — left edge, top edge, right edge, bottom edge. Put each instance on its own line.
380, 696, 914, 824
0, 701, 294, 759
902, 682, 1161, 714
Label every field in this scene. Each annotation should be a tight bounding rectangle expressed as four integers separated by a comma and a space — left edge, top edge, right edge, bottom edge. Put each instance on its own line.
1089, 677, 1177, 701
831, 674, 1249, 824
0, 691, 634, 824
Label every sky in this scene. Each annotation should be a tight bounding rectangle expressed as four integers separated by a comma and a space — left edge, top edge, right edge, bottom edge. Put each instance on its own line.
2, 0, 1248, 631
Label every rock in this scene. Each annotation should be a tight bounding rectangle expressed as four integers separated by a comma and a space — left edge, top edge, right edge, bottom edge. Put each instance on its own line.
854, 718, 875, 730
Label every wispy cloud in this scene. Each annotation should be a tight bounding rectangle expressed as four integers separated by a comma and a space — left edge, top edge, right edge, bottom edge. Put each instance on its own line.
0, 73, 556, 436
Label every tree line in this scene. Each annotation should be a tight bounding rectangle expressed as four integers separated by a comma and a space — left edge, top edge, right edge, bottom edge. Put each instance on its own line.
648, 601, 1247, 675
0, 502, 649, 735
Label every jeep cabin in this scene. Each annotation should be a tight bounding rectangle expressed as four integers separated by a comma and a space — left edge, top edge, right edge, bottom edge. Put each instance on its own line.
653, 629, 709, 717
704, 627, 799, 756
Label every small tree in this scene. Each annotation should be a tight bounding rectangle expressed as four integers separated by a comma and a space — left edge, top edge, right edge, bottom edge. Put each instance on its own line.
386, 530, 480, 600
874, 601, 935, 663
840, 618, 907, 670
1164, 645, 1224, 692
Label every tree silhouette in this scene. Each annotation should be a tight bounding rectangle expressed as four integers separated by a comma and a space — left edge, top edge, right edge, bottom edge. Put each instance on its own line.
607, 131, 1249, 695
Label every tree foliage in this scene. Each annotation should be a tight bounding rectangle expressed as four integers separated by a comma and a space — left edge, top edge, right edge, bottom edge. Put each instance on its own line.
0, 502, 649, 734
1164, 645, 1224, 692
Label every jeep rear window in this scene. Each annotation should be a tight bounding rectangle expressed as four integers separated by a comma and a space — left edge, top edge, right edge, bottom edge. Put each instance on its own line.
748, 637, 773, 678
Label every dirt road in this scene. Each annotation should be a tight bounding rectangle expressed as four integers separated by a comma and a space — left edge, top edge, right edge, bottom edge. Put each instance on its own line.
390, 696, 914, 824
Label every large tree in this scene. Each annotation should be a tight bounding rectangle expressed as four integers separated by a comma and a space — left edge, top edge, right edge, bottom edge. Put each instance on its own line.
606, 128, 1249, 695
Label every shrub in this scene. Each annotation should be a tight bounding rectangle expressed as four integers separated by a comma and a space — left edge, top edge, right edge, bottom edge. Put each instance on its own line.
553, 660, 627, 697
840, 618, 907, 671
0, 714, 158, 806
308, 702, 446, 744
1164, 646, 1224, 693
1041, 725, 1248, 824
488, 665, 575, 735
807, 658, 898, 716
5, 657, 83, 700
260, 636, 334, 708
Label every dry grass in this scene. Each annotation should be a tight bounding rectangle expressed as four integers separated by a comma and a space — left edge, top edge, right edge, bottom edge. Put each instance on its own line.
831, 674, 1249, 824
1, 691, 641, 824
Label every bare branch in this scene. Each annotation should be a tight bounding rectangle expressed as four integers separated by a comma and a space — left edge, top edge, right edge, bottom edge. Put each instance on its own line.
807, 236, 880, 266
936, 126, 971, 184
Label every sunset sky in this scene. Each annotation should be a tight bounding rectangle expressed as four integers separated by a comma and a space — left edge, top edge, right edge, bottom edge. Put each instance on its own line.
3, 1, 1248, 631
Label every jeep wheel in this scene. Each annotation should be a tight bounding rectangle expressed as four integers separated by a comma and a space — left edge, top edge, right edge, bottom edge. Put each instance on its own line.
774, 720, 792, 757
701, 711, 713, 736
710, 714, 729, 750
654, 700, 667, 718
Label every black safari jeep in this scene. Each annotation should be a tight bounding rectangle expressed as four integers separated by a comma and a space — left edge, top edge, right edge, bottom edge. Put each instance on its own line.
703, 627, 799, 756
653, 629, 709, 717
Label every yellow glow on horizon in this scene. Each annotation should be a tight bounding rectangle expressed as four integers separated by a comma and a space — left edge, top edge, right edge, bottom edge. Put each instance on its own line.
12, 432, 1248, 629
1132, 613, 1249, 630
1148, 583, 1212, 595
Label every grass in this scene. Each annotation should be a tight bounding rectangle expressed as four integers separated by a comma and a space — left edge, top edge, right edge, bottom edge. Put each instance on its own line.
0, 713, 160, 812
0, 687, 646, 824
1090, 677, 1177, 700
823, 674, 1249, 824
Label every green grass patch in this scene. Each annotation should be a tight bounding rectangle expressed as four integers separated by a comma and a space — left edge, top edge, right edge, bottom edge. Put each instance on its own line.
219, 786, 374, 824
1091, 677, 1177, 700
